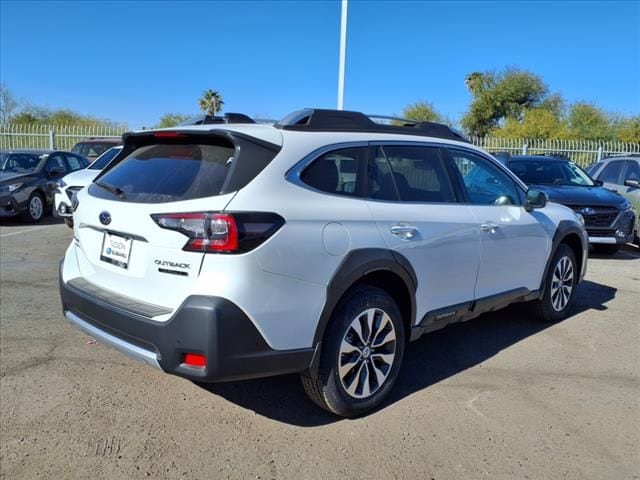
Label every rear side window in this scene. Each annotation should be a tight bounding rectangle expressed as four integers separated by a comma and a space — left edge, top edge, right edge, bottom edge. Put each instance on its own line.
624, 160, 640, 181
301, 147, 367, 197
371, 145, 456, 203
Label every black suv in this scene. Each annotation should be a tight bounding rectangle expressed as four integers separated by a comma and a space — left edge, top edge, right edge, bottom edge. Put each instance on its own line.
498, 155, 635, 254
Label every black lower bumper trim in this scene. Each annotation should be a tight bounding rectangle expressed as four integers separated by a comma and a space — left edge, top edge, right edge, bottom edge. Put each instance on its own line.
59, 262, 315, 382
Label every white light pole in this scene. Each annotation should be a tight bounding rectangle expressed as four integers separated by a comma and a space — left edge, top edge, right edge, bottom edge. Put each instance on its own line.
337, 0, 348, 110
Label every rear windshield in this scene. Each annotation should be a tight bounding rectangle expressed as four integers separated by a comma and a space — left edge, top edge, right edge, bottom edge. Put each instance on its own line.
92, 140, 236, 203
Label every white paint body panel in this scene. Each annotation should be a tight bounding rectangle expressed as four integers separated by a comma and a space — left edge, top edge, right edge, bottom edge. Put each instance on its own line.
62, 123, 587, 351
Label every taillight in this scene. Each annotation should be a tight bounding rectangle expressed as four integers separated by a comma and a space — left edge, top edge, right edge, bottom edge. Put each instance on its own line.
151, 212, 284, 254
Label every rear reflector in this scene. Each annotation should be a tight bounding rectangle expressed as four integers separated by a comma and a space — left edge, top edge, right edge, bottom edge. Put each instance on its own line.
184, 353, 206, 368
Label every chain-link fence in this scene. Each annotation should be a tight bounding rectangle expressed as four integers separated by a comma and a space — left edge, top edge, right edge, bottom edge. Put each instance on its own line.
1, 123, 639, 167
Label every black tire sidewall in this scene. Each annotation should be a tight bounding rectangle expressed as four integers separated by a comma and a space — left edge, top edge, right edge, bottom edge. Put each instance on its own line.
540, 244, 578, 322
319, 286, 405, 417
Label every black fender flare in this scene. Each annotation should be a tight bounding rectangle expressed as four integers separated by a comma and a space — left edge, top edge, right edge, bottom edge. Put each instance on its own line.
539, 220, 587, 294
307, 248, 417, 374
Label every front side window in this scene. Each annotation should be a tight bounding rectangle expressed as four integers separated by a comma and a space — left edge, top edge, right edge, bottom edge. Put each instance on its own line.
449, 149, 521, 205
623, 160, 640, 182
45, 154, 68, 174
65, 154, 85, 171
369, 145, 456, 203
599, 161, 625, 184
301, 147, 367, 197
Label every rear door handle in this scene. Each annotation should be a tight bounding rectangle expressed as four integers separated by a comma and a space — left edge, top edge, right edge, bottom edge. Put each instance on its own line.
391, 225, 419, 239
480, 222, 501, 233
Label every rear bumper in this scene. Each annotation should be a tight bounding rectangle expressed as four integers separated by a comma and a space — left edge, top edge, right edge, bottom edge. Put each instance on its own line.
59, 262, 315, 382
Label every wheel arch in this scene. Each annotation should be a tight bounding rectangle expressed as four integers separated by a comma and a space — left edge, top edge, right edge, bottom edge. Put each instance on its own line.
308, 248, 417, 375
539, 220, 587, 295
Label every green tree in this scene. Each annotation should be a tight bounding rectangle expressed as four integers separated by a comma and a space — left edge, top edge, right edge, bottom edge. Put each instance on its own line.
402, 101, 443, 123
491, 108, 568, 139
614, 115, 640, 143
198, 89, 224, 115
567, 102, 612, 140
155, 113, 191, 128
0, 83, 19, 123
461, 67, 549, 136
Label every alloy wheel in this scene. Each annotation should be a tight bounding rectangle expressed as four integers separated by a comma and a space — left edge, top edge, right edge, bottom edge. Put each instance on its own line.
551, 256, 574, 311
29, 195, 43, 220
338, 307, 397, 399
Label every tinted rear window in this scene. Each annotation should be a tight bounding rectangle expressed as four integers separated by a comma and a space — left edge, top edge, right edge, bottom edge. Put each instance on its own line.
92, 140, 236, 203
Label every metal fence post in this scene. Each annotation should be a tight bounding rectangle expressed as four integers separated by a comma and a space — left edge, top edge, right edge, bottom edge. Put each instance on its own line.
48, 129, 55, 150
522, 143, 528, 155
597, 146, 603, 161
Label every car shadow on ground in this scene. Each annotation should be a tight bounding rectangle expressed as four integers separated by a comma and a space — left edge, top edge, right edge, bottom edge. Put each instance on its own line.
0, 214, 64, 227
197, 279, 617, 426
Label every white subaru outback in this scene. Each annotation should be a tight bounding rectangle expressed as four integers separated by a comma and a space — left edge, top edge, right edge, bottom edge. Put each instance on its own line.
59, 109, 588, 417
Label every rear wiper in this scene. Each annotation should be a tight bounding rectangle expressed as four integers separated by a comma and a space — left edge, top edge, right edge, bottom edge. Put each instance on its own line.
94, 180, 126, 199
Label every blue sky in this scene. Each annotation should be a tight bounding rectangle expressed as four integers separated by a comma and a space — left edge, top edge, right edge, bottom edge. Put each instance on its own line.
1, 0, 639, 128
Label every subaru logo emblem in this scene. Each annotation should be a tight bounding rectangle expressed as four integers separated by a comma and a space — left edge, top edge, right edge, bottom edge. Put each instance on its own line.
580, 207, 596, 216
99, 211, 111, 225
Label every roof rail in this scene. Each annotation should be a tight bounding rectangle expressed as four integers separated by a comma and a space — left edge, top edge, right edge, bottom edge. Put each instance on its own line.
179, 113, 256, 126
274, 108, 469, 142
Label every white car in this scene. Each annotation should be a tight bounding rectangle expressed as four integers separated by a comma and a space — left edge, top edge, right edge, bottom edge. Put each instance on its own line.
54, 146, 123, 222
59, 109, 588, 417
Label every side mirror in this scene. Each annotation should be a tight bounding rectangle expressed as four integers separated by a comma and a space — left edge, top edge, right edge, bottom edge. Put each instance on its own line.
525, 189, 547, 211
624, 179, 640, 188
593, 179, 603, 186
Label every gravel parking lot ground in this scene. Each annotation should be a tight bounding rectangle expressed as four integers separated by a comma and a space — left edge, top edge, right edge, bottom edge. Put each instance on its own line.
1, 219, 639, 480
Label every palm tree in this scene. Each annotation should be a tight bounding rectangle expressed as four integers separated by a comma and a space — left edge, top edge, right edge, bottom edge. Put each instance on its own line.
464, 72, 484, 96
198, 89, 224, 115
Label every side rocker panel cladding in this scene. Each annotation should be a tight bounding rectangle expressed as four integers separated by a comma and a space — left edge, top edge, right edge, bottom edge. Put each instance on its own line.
311, 248, 417, 347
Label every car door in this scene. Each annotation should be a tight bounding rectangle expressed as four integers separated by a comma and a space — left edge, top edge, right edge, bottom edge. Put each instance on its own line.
365, 144, 480, 324
43, 153, 70, 201
446, 147, 550, 299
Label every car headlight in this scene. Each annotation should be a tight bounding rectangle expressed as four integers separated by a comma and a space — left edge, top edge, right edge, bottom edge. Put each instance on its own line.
56, 179, 67, 188
0, 183, 24, 192
620, 201, 632, 211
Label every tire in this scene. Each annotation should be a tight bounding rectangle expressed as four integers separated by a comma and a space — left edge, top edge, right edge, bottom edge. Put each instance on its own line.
23, 192, 45, 223
529, 243, 578, 323
301, 286, 405, 417
592, 244, 620, 255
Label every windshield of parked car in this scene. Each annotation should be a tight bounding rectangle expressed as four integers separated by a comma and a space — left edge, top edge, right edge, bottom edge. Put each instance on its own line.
0, 153, 47, 173
509, 160, 595, 187
88, 147, 122, 170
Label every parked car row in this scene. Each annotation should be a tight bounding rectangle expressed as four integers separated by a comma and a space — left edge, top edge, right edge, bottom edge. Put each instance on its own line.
495, 153, 638, 253
0, 137, 122, 222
